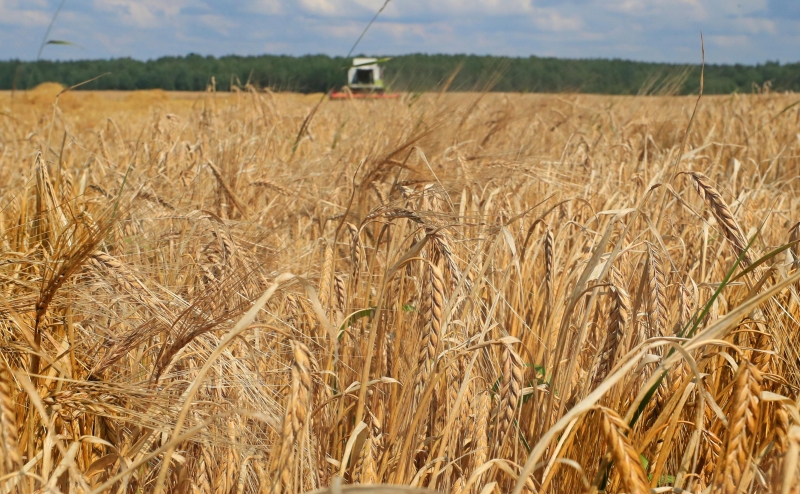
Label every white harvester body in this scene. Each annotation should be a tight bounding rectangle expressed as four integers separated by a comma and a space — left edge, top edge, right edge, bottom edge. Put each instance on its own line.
347, 58, 385, 92
330, 57, 398, 99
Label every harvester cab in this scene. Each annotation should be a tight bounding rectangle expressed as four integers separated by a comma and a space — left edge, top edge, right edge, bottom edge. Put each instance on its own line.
330, 57, 400, 99
348, 58, 384, 91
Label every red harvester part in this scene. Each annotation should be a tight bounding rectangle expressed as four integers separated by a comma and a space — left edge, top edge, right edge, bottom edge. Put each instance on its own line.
330, 91, 400, 100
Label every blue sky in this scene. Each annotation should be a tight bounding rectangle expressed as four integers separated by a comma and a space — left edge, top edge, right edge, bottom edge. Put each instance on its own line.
0, 0, 797, 64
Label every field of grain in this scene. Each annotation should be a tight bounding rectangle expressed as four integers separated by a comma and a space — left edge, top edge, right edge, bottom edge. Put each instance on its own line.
1, 83, 800, 494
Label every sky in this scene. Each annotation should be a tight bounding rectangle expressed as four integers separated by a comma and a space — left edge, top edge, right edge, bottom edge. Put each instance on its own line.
0, 0, 798, 64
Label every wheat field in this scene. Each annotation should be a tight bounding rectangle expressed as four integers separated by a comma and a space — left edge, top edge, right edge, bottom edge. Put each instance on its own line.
1, 83, 800, 494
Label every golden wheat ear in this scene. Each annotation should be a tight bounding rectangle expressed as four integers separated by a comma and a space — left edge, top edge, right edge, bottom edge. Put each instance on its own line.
684, 171, 752, 263
492, 342, 523, 457
712, 362, 763, 494
591, 266, 629, 389
598, 407, 650, 494
272, 340, 316, 493
0, 362, 22, 475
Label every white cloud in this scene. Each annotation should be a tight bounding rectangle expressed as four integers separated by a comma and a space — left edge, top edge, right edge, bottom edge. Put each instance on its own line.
262, 41, 293, 52
605, 0, 705, 20
296, 0, 540, 19
375, 20, 455, 44
199, 14, 237, 36
0, 0, 51, 27
729, 16, 776, 35
531, 9, 583, 32
709, 34, 750, 47
310, 20, 362, 38
700, 0, 767, 17
248, 0, 283, 14
94, 0, 189, 28
410, 0, 535, 16
0, 0, 798, 64
298, 0, 341, 16
310, 19, 451, 49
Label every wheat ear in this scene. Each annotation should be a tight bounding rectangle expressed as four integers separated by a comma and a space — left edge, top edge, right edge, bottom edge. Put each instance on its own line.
89, 251, 170, 316
273, 341, 314, 493
250, 179, 290, 195
775, 404, 790, 455
347, 222, 363, 280
0, 362, 21, 474
334, 274, 347, 311
494, 343, 523, 456
469, 391, 490, 490
357, 413, 382, 484
319, 242, 334, 309
680, 280, 694, 328
433, 233, 460, 291
713, 361, 762, 494
416, 263, 445, 396
686, 172, 751, 263
544, 227, 554, 299
645, 242, 667, 338
599, 406, 650, 494
593, 266, 630, 387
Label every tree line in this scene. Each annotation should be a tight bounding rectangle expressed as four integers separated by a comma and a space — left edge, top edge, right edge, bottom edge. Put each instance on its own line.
1, 53, 798, 94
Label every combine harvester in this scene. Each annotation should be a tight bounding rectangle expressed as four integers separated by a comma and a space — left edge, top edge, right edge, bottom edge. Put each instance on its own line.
330, 58, 400, 100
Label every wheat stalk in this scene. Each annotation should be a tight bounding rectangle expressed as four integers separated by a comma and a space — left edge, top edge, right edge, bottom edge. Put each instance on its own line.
207, 161, 248, 219
789, 222, 800, 266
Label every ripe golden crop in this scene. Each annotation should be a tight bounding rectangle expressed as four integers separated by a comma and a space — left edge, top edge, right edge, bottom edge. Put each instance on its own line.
1, 85, 799, 493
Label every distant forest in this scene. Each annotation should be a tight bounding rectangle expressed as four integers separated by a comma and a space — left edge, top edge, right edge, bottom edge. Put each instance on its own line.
1, 53, 798, 94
